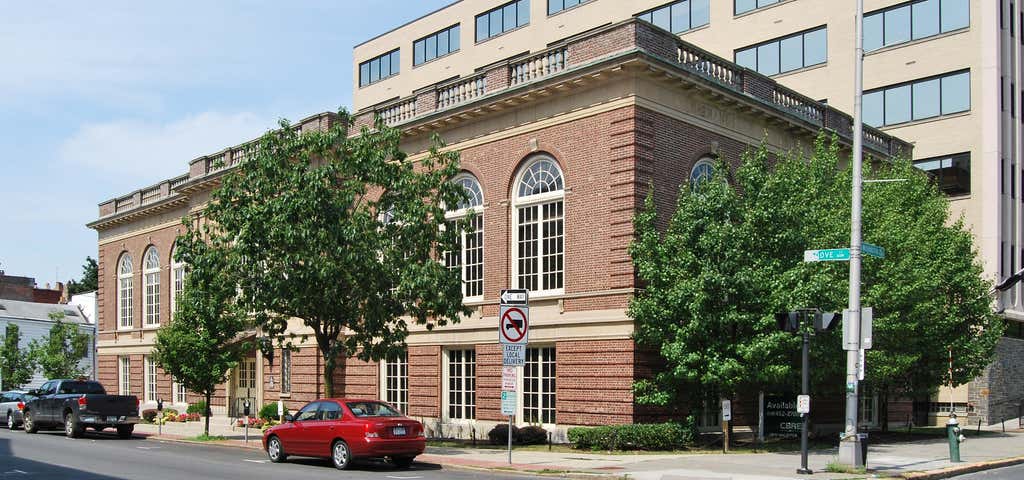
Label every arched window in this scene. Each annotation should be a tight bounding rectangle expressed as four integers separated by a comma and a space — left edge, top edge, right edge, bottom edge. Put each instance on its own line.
117, 254, 134, 329
445, 174, 485, 300
512, 155, 564, 294
170, 245, 185, 316
690, 156, 715, 187
143, 247, 161, 327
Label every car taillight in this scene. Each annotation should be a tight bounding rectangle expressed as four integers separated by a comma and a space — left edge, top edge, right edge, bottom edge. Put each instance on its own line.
16, 402, 24, 411
78, 395, 88, 408
364, 423, 379, 438
417, 424, 425, 437
136, 398, 141, 408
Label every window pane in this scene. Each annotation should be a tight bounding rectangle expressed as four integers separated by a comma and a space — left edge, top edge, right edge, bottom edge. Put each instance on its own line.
548, 0, 562, 15
864, 90, 884, 127
360, 63, 369, 86
884, 6, 911, 46
941, 71, 970, 114
414, 41, 425, 65
391, 51, 400, 75
476, 15, 489, 41
941, 0, 970, 32
370, 58, 380, 82
736, 0, 757, 14
780, 35, 803, 72
912, 0, 940, 39
864, 13, 884, 52
450, 25, 460, 52
804, 28, 827, 66
652, 6, 671, 31
912, 78, 941, 120
735, 48, 757, 70
671, 2, 690, 33
426, 36, 437, 61
757, 42, 779, 75
638, 12, 652, 24
884, 84, 912, 124
380, 54, 391, 78
437, 31, 449, 57
758, 0, 779, 6
490, 10, 502, 36
518, 0, 530, 26
504, 3, 517, 31
691, 0, 710, 28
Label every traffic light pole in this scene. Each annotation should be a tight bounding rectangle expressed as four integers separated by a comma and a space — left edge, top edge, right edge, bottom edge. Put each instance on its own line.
798, 321, 812, 475
840, 0, 866, 469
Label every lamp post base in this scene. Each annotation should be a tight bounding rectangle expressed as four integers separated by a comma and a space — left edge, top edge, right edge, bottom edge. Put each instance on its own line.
838, 437, 866, 467
797, 467, 814, 475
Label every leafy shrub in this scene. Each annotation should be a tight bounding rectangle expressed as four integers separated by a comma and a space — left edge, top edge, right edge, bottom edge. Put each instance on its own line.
186, 401, 207, 415
518, 425, 549, 445
258, 403, 287, 421
487, 424, 520, 445
162, 408, 179, 421
567, 419, 698, 451
187, 412, 201, 421
142, 409, 158, 422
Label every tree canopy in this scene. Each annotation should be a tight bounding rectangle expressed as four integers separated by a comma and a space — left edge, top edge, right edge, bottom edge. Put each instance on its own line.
629, 136, 1001, 417
197, 113, 470, 396
0, 323, 35, 390
67, 257, 98, 295
29, 312, 91, 379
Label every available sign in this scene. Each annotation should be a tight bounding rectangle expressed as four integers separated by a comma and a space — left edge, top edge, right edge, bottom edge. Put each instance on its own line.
763, 394, 801, 438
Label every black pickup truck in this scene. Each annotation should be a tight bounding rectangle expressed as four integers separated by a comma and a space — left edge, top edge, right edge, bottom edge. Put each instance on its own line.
22, 379, 139, 438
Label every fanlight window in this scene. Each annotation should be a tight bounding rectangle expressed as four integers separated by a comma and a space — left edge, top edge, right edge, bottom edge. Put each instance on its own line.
517, 158, 564, 198
690, 157, 715, 187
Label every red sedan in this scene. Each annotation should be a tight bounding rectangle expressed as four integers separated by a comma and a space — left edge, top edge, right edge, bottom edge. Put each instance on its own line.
262, 399, 425, 470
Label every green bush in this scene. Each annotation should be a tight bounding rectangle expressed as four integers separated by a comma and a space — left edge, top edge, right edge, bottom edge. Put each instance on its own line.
518, 425, 549, 445
487, 424, 520, 445
186, 401, 207, 415
567, 419, 698, 451
258, 403, 288, 422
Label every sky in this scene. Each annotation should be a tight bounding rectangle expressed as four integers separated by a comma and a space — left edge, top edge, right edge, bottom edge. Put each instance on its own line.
0, 0, 451, 286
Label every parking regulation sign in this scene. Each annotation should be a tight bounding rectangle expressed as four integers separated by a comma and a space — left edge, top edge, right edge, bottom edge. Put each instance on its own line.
499, 305, 529, 345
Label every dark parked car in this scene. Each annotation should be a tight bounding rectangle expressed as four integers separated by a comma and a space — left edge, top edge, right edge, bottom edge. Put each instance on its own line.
22, 379, 139, 438
262, 399, 425, 470
1, 391, 31, 429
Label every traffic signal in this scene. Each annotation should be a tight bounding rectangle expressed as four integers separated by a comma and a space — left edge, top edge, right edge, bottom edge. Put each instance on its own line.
775, 312, 800, 332
814, 312, 839, 332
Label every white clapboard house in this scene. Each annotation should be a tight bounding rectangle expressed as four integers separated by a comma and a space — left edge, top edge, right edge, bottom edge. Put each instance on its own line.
0, 299, 96, 389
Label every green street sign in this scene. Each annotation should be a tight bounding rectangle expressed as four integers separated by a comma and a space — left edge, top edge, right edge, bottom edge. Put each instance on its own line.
804, 248, 851, 262
863, 242, 885, 259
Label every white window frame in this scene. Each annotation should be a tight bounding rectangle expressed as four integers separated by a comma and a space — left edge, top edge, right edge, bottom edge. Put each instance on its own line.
443, 349, 476, 421
170, 246, 185, 316
143, 247, 161, 327
280, 349, 292, 395
117, 254, 134, 330
119, 356, 131, 395
520, 345, 556, 426
511, 156, 565, 297
144, 356, 158, 402
445, 174, 485, 302
380, 352, 409, 414
173, 379, 187, 404
690, 156, 716, 187
860, 392, 879, 427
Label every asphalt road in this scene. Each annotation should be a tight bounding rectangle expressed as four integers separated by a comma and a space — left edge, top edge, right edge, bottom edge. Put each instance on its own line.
0, 426, 542, 480
949, 463, 1024, 480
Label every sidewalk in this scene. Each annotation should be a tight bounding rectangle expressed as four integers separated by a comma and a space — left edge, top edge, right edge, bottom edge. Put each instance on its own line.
133, 420, 1024, 479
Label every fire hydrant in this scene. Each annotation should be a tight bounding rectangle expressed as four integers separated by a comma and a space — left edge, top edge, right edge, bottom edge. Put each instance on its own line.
947, 413, 965, 462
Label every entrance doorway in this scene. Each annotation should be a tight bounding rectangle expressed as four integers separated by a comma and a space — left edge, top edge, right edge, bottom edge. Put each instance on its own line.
231, 357, 257, 417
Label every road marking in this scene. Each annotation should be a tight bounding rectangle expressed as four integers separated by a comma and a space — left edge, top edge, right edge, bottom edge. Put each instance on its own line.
136, 446, 160, 450
3, 470, 29, 475
386, 476, 422, 479
242, 459, 267, 464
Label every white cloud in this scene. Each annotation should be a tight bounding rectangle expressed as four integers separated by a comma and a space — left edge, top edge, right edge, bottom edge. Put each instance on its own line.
58, 111, 274, 183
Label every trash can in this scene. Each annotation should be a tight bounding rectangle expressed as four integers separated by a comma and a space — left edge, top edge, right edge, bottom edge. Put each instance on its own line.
858, 433, 869, 465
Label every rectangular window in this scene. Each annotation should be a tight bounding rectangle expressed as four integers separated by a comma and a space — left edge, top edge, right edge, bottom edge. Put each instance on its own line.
145, 356, 157, 402
447, 349, 476, 420
636, 0, 710, 34
516, 201, 564, 292
548, 0, 591, 15
119, 357, 131, 396
145, 270, 160, 326
864, 0, 969, 52
476, 0, 529, 42
384, 352, 408, 414
281, 349, 291, 394
734, 26, 827, 76
914, 152, 971, 195
358, 49, 400, 87
524, 347, 556, 424
414, 24, 460, 66
864, 69, 970, 127
735, 0, 783, 15
171, 265, 185, 315
119, 275, 133, 329
173, 380, 187, 404
445, 215, 484, 300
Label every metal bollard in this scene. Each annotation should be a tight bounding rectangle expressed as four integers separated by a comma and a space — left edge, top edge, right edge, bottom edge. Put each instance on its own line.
947, 413, 964, 462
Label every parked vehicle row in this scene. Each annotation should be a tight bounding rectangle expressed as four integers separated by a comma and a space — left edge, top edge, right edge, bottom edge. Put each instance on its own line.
1, 390, 30, 430
3, 379, 140, 438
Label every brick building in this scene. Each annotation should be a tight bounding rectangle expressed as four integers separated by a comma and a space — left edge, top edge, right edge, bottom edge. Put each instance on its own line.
89, 3, 910, 437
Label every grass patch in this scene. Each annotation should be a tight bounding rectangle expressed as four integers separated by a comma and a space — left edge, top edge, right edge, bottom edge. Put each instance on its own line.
191, 434, 228, 442
825, 459, 867, 474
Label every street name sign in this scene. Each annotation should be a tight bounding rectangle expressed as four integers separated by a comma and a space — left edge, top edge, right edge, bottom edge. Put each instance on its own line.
796, 395, 811, 414
862, 243, 885, 259
804, 248, 851, 262
501, 391, 517, 416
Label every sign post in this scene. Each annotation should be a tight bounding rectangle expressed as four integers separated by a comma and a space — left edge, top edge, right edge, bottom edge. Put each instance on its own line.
499, 289, 529, 465
721, 399, 732, 453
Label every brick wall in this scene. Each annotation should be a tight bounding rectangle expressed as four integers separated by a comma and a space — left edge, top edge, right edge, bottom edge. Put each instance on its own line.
409, 346, 441, 418
557, 340, 635, 426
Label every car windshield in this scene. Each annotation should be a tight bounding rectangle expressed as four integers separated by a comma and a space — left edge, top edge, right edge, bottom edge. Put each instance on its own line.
58, 381, 106, 395
346, 402, 403, 418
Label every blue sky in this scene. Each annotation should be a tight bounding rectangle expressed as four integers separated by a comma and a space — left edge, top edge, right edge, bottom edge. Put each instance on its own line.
0, 0, 451, 286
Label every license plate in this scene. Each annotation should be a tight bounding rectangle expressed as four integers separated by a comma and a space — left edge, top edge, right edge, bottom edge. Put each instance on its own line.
392, 426, 406, 436
107, 416, 119, 422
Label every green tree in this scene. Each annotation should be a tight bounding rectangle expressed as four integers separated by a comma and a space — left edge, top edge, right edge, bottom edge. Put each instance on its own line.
152, 225, 249, 436
630, 136, 1000, 428
30, 312, 91, 379
0, 324, 35, 390
204, 113, 470, 396
67, 257, 98, 295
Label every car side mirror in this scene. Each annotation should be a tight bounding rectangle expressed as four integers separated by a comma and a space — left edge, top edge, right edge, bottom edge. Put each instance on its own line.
283, 414, 293, 423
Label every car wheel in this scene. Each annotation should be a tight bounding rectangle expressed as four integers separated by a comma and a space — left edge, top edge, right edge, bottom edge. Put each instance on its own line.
266, 436, 287, 463
392, 456, 415, 469
22, 411, 37, 434
116, 424, 134, 439
65, 412, 84, 438
331, 440, 352, 470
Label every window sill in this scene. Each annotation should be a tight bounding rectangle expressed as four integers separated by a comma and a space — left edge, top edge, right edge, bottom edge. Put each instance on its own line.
733, 0, 796, 19
278, 393, 292, 399
413, 49, 460, 69
770, 62, 827, 80
475, 23, 530, 46
547, 0, 594, 18
358, 73, 400, 90
877, 110, 972, 131
864, 27, 970, 57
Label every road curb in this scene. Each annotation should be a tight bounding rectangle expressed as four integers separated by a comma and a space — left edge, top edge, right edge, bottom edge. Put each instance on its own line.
426, 460, 621, 479
137, 432, 263, 451
898, 455, 1024, 479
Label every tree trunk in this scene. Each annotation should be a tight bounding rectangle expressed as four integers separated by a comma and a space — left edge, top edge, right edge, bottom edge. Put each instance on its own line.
323, 352, 335, 398
204, 391, 212, 437
879, 388, 890, 433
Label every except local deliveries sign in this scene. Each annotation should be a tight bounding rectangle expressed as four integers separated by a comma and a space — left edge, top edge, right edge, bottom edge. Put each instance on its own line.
499, 305, 529, 345
501, 390, 517, 416
502, 344, 525, 366
763, 394, 802, 438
